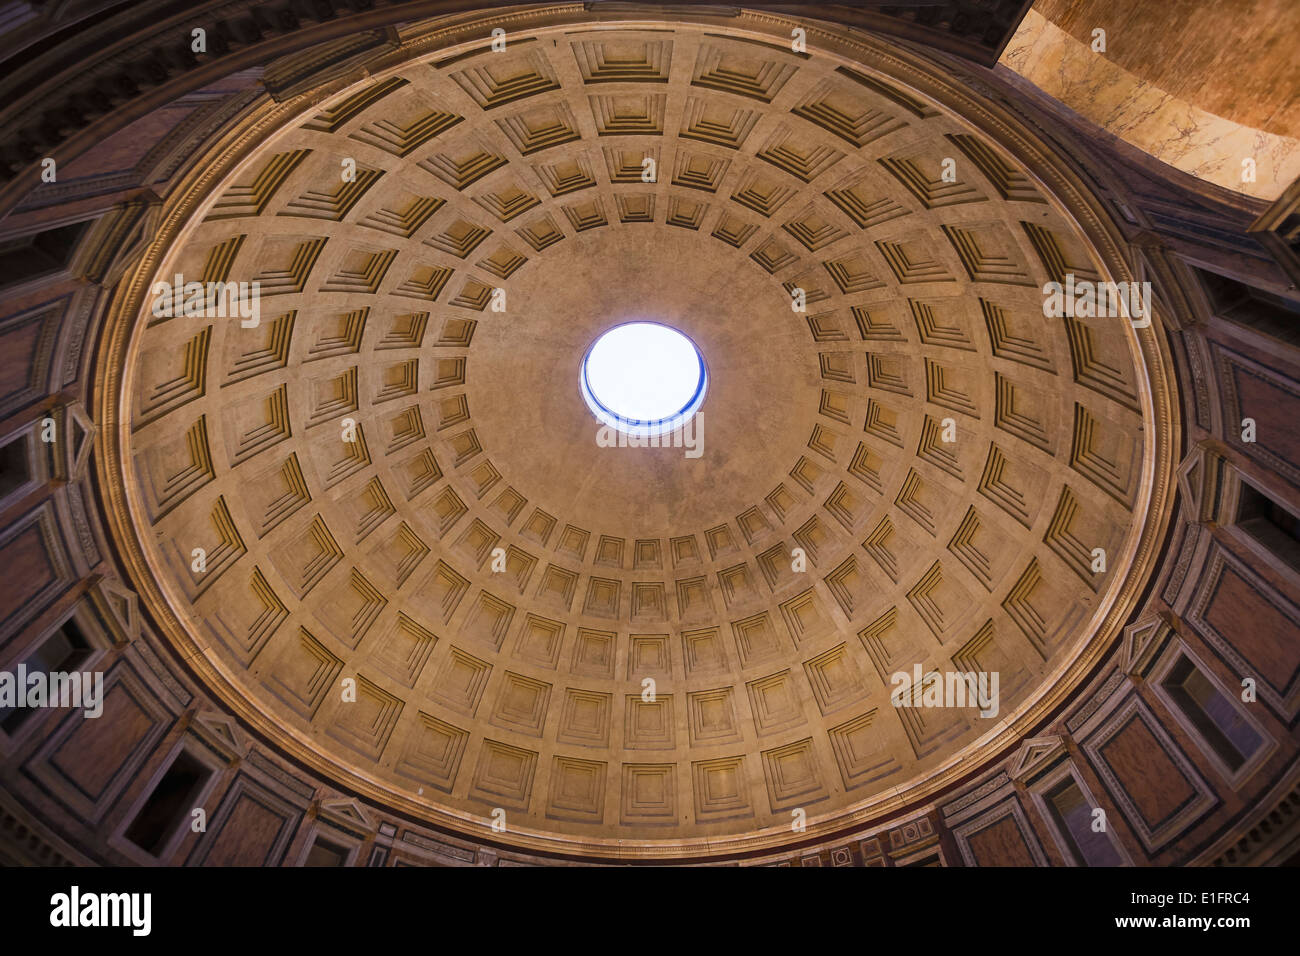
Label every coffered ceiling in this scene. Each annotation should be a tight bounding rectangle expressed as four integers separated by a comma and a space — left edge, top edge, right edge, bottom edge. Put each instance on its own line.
97, 10, 1176, 858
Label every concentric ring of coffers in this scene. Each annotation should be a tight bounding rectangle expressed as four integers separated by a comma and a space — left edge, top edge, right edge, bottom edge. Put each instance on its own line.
103, 8, 1173, 858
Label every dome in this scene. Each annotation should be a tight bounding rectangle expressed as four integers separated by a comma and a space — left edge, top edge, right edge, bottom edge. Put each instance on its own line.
2, 0, 1297, 872
105, 15, 1170, 857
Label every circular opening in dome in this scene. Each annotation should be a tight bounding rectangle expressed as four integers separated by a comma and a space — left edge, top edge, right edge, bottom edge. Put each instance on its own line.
580, 322, 707, 437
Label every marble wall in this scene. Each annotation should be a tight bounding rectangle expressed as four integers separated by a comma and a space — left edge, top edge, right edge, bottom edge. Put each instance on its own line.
1001, 7, 1300, 201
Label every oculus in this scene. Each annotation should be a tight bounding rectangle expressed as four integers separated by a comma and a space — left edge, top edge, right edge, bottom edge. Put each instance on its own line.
580, 322, 707, 437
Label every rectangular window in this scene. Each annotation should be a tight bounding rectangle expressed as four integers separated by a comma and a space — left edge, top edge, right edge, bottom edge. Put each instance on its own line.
0, 433, 32, 502
304, 836, 351, 867
0, 619, 93, 734
0, 221, 89, 289
123, 749, 213, 856
1196, 267, 1300, 349
1042, 776, 1123, 866
1236, 481, 1300, 572
1161, 656, 1264, 773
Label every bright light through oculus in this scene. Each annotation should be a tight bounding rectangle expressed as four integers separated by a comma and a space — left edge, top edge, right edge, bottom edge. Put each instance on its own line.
580, 322, 707, 437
